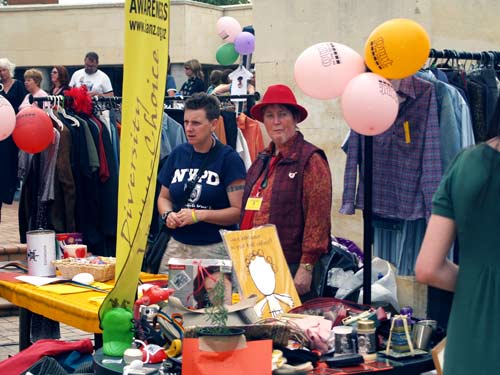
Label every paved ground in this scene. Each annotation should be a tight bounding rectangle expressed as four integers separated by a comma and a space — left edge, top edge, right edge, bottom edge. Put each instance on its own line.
0, 201, 93, 361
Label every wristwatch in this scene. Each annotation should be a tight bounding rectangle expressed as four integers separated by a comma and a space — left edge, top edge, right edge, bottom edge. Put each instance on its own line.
300, 263, 314, 272
161, 210, 173, 221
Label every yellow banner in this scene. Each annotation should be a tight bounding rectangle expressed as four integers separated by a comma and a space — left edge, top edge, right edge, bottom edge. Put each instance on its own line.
99, 0, 170, 322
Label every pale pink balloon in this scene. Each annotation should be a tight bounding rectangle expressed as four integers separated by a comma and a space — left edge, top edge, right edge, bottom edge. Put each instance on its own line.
216, 16, 242, 43
294, 42, 366, 100
341, 73, 399, 136
0, 96, 16, 141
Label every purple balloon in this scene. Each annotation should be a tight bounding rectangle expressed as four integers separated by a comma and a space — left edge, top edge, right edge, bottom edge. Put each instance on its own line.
234, 31, 255, 55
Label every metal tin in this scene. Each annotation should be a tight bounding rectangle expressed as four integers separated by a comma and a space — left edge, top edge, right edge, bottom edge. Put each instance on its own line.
357, 319, 375, 330
26, 229, 56, 277
357, 319, 377, 361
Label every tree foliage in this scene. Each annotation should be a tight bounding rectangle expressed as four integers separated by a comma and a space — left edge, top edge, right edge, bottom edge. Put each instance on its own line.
193, 0, 250, 5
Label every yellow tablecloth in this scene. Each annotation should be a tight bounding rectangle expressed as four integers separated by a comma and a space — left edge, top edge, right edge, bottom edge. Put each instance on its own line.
0, 272, 167, 334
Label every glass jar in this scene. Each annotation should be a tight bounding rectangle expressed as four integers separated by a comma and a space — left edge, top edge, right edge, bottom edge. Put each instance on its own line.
357, 319, 377, 362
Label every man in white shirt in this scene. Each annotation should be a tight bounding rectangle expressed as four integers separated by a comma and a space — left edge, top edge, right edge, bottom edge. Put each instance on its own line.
69, 51, 114, 97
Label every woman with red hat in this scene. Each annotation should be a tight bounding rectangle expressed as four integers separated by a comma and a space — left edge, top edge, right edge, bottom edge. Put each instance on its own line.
240, 84, 332, 299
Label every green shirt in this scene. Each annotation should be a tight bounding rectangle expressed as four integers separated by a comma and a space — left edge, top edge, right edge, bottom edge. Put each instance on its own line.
432, 143, 500, 375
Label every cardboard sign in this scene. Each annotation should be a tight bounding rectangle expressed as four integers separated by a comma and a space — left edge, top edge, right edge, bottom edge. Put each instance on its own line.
220, 225, 301, 319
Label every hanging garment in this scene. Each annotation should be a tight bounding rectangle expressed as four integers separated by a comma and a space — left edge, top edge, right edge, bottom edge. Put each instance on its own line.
341, 75, 441, 220
237, 112, 264, 162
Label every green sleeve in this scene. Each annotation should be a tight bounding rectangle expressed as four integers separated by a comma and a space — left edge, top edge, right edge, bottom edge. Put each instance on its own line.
431, 149, 466, 219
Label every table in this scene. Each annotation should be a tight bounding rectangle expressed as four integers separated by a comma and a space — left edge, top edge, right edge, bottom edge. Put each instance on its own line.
0, 271, 167, 350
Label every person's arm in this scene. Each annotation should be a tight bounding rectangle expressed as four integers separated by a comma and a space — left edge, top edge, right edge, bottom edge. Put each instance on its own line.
158, 185, 181, 229
415, 214, 458, 292
97, 91, 115, 97
175, 179, 245, 227
212, 84, 230, 95
294, 153, 332, 295
93, 72, 114, 97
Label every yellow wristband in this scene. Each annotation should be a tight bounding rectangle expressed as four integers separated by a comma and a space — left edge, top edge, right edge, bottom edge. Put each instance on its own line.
191, 209, 198, 223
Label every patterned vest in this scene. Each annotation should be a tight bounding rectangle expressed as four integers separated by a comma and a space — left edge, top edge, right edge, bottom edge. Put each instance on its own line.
242, 132, 327, 264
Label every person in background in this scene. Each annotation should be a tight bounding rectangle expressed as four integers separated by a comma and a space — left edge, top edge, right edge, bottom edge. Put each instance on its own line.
18, 68, 48, 111
0, 58, 27, 222
211, 68, 232, 96
415, 101, 500, 375
240, 84, 332, 299
157, 93, 246, 273
165, 55, 176, 97
206, 69, 222, 95
69, 51, 114, 97
178, 59, 205, 96
50, 65, 70, 96
0, 58, 27, 113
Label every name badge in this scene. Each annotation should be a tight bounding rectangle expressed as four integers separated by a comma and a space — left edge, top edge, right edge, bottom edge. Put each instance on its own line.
245, 197, 263, 211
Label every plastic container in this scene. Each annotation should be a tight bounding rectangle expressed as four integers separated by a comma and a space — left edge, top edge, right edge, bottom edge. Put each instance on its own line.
357, 319, 377, 362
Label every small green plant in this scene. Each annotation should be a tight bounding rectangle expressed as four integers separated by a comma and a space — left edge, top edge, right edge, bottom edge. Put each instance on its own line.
204, 272, 230, 334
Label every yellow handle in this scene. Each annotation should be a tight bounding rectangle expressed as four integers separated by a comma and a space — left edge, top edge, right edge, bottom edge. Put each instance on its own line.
166, 339, 182, 357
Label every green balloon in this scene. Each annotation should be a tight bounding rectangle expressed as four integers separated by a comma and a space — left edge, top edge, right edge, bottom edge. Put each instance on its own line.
216, 43, 239, 66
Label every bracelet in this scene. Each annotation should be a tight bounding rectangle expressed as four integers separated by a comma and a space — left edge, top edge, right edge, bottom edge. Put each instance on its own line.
191, 209, 198, 223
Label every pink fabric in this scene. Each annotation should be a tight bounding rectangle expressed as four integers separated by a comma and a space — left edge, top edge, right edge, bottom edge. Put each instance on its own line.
0, 338, 94, 374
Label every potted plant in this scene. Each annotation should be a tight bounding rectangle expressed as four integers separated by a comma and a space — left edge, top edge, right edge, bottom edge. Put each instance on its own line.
198, 271, 245, 337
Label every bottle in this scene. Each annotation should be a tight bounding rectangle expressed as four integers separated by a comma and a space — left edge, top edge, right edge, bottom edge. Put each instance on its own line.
390, 317, 411, 353
357, 319, 377, 362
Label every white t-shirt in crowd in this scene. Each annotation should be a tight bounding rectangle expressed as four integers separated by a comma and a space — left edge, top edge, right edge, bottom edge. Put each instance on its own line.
69, 69, 113, 94
229, 66, 253, 101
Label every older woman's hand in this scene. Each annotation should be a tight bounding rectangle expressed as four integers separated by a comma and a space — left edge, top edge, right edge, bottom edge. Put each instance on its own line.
294, 267, 312, 295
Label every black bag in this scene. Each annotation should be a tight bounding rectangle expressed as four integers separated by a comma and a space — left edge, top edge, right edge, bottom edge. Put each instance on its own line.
142, 141, 222, 274
314, 236, 360, 299
143, 226, 171, 274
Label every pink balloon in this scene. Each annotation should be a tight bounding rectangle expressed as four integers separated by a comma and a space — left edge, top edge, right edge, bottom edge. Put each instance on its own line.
234, 31, 255, 55
294, 42, 366, 100
341, 73, 399, 136
216, 16, 242, 43
0, 96, 16, 141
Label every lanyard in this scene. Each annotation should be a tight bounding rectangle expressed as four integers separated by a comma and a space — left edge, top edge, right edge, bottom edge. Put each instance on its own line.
259, 154, 281, 192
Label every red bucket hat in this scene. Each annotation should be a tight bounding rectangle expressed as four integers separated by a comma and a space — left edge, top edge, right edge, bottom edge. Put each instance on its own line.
250, 84, 308, 123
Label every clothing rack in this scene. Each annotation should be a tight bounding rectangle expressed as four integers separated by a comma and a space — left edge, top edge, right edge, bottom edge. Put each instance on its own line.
361, 48, 497, 305
429, 48, 500, 63
164, 92, 260, 102
30, 93, 261, 104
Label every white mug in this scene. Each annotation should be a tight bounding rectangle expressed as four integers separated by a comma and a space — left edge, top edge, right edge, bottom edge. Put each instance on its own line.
63, 244, 87, 258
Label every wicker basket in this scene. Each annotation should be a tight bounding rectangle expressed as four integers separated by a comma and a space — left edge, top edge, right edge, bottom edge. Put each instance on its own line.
52, 258, 115, 282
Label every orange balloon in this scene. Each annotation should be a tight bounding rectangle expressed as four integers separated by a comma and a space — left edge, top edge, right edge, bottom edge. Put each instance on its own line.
364, 18, 431, 79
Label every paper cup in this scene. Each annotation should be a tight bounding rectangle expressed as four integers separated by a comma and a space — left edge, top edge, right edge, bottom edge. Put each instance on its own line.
63, 244, 87, 258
